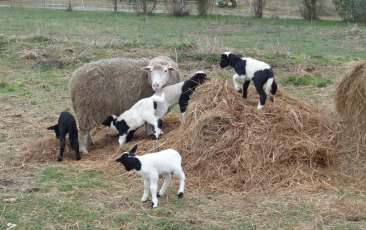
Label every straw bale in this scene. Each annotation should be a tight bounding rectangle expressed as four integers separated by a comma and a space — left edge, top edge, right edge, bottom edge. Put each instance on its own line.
335, 60, 366, 129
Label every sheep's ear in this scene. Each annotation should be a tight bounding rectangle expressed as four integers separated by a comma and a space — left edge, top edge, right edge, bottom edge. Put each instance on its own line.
129, 145, 138, 155
140, 66, 152, 72
168, 66, 177, 72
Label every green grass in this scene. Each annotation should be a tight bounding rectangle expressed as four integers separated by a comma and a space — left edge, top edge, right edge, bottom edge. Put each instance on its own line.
0, 6, 365, 230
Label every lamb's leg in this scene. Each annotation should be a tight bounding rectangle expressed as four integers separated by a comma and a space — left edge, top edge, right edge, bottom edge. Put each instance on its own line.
253, 80, 267, 110
233, 73, 242, 93
174, 170, 186, 199
141, 179, 150, 203
79, 129, 90, 154
145, 117, 163, 140
145, 123, 155, 137
149, 177, 159, 208
270, 79, 277, 102
158, 173, 171, 198
58, 135, 66, 161
242, 80, 251, 98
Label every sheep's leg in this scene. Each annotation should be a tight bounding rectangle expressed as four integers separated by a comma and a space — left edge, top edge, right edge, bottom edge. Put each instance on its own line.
253, 80, 267, 110
79, 129, 90, 154
158, 173, 171, 198
58, 136, 66, 161
242, 80, 251, 98
174, 170, 186, 199
233, 73, 242, 93
265, 78, 276, 102
87, 132, 93, 145
141, 179, 150, 203
150, 177, 159, 208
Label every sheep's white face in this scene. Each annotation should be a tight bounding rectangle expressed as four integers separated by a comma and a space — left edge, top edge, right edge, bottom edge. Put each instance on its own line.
141, 65, 177, 92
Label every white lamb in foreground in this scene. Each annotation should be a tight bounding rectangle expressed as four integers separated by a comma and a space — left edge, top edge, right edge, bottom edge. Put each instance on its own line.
115, 145, 185, 208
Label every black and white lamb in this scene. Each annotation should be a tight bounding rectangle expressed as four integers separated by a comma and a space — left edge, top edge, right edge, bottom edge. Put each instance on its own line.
114, 93, 165, 146
220, 52, 278, 110
154, 71, 208, 118
115, 145, 185, 208
47, 111, 80, 161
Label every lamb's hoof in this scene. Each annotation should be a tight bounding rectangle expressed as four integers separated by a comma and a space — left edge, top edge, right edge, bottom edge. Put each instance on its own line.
236, 88, 242, 93
157, 193, 161, 198
257, 103, 264, 110
178, 192, 184, 199
270, 96, 275, 102
76, 155, 81, 161
57, 157, 63, 162
151, 135, 157, 140
151, 202, 157, 208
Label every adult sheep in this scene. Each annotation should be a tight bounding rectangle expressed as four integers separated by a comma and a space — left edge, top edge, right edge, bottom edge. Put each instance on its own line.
69, 56, 180, 154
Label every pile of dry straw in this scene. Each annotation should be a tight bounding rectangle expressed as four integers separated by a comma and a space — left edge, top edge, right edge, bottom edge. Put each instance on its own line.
161, 78, 342, 193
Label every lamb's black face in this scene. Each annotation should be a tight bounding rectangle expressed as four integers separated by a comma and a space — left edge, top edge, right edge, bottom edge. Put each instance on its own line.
195, 72, 208, 84
47, 124, 60, 139
220, 54, 230, 68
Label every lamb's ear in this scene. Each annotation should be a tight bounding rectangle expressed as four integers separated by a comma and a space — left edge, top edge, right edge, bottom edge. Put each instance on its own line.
140, 66, 152, 72
47, 124, 57, 130
129, 145, 137, 156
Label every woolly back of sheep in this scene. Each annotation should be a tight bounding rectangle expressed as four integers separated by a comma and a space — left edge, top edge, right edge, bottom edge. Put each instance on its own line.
162, 78, 342, 193
69, 58, 152, 130
335, 61, 366, 130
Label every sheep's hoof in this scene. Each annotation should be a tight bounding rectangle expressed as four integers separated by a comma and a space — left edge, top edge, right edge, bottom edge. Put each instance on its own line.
157, 193, 161, 198
76, 155, 81, 161
57, 157, 63, 162
178, 192, 184, 199
236, 88, 242, 93
151, 202, 157, 208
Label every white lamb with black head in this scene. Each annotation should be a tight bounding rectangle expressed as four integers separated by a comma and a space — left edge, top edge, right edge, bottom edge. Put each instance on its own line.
114, 93, 165, 146
220, 52, 277, 110
115, 145, 185, 208
144, 71, 208, 137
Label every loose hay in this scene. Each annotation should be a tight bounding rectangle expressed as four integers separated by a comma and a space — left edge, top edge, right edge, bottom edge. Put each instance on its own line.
163, 79, 342, 193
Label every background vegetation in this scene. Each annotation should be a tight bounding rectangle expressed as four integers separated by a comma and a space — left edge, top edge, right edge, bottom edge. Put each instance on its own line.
0, 4, 365, 230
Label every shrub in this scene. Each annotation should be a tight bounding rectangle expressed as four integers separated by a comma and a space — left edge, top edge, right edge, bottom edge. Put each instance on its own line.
332, 0, 366, 22
253, 0, 267, 18
299, 0, 325, 20
131, 0, 157, 15
165, 1, 190, 17
196, 0, 212, 16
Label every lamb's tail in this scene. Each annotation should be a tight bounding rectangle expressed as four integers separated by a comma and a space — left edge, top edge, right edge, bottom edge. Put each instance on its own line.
151, 92, 165, 103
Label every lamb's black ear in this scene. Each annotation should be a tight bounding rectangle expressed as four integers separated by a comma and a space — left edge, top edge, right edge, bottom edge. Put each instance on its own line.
47, 124, 57, 130
129, 145, 138, 156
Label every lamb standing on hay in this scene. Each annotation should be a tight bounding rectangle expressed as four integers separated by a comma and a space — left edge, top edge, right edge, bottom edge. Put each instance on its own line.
69, 56, 180, 154
47, 111, 80, 161
220, 52, 277, 110
146, 71, 208, 137
114, 93, 166, 146
115, 145, 185, 208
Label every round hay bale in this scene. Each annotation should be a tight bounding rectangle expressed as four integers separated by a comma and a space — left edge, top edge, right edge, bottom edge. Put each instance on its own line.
335, 60, 366, 129
164, 78, 342, 193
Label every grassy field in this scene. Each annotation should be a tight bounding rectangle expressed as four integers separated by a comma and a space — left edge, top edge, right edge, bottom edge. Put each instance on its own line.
0, 6, 365, 230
